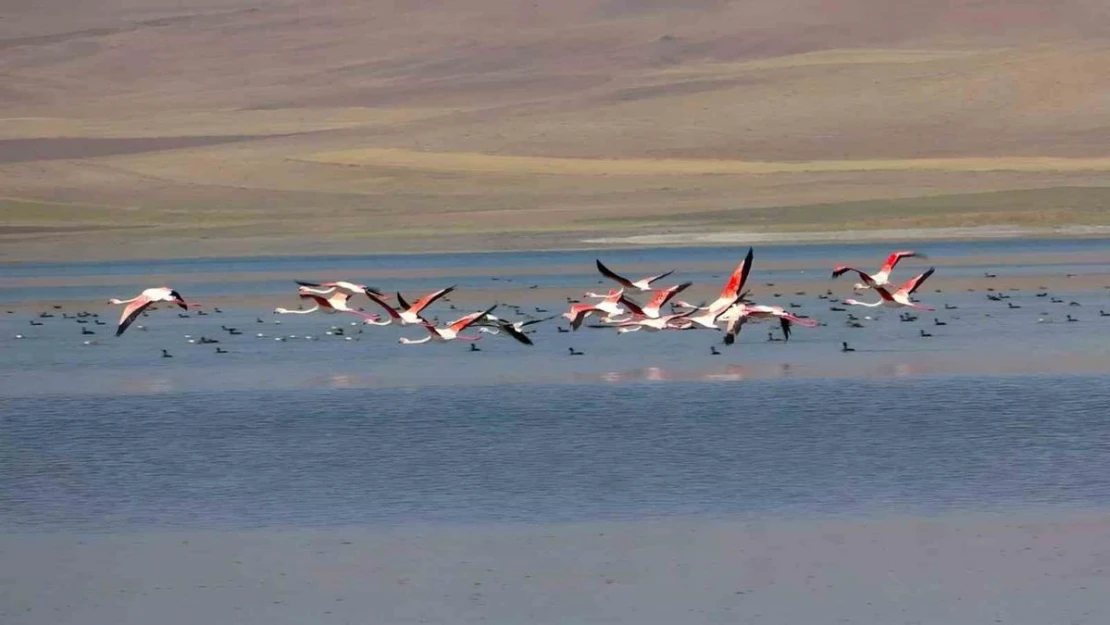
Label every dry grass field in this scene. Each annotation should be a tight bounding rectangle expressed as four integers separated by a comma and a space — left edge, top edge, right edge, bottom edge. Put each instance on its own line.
3, 0, 1110, 261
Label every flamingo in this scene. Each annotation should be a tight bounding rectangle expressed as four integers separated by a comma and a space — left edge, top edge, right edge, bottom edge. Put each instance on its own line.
601, 295, 697, 333
108, 287, 190, 337
473, 314, 551, 345
563, 289, 629, 330
398, 306, 496, 344
275, 287, 383, 321
471, 315, 537, 345
685, 247, 755, 329
595, 260, 675, 291
611, 310, 698, 333
832, 250, 925, 291
843, 267, 937, 311
361, 286, 456, 326
295, 280, 388, 298
717, 303, 819, 345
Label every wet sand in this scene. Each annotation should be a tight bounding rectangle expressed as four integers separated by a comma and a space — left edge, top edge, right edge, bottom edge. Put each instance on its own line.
3, 512, 1108, 625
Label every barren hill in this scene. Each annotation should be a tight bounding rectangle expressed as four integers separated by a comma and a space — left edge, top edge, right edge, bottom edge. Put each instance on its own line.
3, 0, 1110, 260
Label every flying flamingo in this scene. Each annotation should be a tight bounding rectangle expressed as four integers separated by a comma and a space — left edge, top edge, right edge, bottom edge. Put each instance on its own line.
843, 267, 937, 311
832, 250, 925, 291
563, 289, 630, 330
295, 280, 388, 298
611, 310, 698, 333
361, 286, 456, 326
275, 287, 382, 321
108, 287, 191, 337
398, 306, 496, 344
684, 247, 755, 329
717, 303, 819, 345
595, 260, 675, 291
473, 314, 551, 345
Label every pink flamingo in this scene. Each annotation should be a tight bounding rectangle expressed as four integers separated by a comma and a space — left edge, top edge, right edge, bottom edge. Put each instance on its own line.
398, 306, 496, 344
108, 287, 191, 337
832, 250, 925, 291
843, 267, 937, 311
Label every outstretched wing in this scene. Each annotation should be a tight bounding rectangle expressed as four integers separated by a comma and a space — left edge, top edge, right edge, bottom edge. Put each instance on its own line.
409, 286, 456, 314
362, 289, 401, 319
448, 304, 497, 333
618, 294, 645, 317
646, 281, 692, 313
900, 267, 936, 296
595, 260, 634, 288
497, 322, 534, 346
880, 250, 924, 274
642, 269, 675, 286
719, 247, 754, 300
116, 297, 153, 337
831, 266, 878, 285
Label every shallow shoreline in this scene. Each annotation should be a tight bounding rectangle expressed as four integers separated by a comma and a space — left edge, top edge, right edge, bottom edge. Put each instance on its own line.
3, 510, 1108, 625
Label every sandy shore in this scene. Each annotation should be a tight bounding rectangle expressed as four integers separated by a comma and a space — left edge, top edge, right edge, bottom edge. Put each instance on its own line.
3, 511, 1107, 625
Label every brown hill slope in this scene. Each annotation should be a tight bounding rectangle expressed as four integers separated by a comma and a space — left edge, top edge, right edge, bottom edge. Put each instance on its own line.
3, 0, 1110, 260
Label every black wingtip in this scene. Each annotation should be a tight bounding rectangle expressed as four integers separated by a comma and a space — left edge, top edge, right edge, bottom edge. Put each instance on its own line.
295, 280, 320, 287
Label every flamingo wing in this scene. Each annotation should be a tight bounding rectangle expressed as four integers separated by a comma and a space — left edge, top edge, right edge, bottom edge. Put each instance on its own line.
448, 305, 497, 333
618, 294, 646, 317
899, 267, 936, 296
595, 260, 635, 288
642, 269, 675, 286
719, 247, 755, 300
723, 315, 747, 345
521, 315, 557, 327
409, 286, 456, 314
299, 293, 332, 309
363, 289, 402, 320
116, 296, 154, 337
646, 281, 692, 312
496, 322, 534, 346
880, 250, 924, 274
831, 266, 877, 284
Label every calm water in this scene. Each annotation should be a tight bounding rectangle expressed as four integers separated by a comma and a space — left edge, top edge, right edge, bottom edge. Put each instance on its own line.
3, 239, 1110, 534
3, 377, 1110, 533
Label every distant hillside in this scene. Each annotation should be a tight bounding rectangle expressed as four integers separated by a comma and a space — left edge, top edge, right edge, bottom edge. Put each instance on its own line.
3, 0, 1110, 260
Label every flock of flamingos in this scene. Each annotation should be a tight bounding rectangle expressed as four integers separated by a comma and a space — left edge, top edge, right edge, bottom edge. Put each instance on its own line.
104, 248, 937, 350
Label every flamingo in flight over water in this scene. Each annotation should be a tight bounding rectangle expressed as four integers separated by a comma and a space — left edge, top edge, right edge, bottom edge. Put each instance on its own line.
682, 247, 755, 329
361, 286, 456, 326
832, 250, 925, 291
398, 306, 497, 344
842, 267, 938, 311
717, 303, 819, 345
607, 296, 698, 333
275, 287, 382, 321
563, 289, 630, 330
108, 287, 191, 337
595, 260, 675, 291
473, 314, 548, 345
295, 280, 387, 298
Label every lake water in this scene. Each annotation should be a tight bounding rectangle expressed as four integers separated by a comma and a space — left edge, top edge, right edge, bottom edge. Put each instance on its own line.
3, 377, 1110, 534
